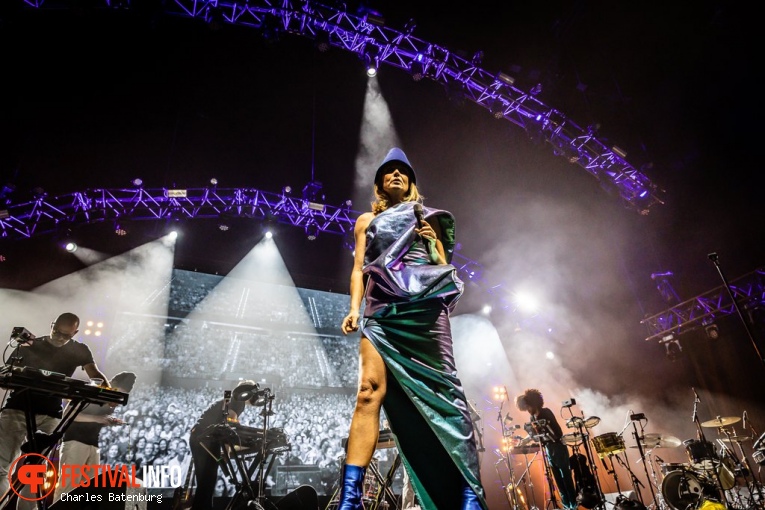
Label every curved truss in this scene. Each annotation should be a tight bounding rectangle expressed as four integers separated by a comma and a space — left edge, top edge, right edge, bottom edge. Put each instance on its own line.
0, 186, 485, 286
18, 0, 664, 214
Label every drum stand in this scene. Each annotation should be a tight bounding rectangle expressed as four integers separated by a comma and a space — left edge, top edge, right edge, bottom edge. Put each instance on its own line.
644, 452, 670, 510
599, 453, 625, 497
564, 413, 605, 510
541, 444, 563, 510
515, 450, 542, 510
718, 427, 765, 508
630, 416, 658, 509
690, 391, 727, 505
612, 452, 647, 507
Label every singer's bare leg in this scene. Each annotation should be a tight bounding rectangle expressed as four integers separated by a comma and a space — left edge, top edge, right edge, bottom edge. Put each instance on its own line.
345, 336, 387, 466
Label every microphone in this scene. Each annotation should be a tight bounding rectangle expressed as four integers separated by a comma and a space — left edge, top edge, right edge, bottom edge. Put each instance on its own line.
413, 203, 424, 229
743, 410, 747, 430
222, 390, 232, 420
413, 203, 437, 263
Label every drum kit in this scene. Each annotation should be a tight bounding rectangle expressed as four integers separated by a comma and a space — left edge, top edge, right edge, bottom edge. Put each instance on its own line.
643, 413, 765, 510
556, 403, 765, 510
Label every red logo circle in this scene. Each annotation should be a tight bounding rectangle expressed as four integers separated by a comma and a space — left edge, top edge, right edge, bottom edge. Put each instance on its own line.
9, 453, 57, 502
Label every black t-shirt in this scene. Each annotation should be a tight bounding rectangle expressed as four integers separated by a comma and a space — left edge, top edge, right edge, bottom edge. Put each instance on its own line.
192, 398, 246, 437
62, 403, 113, 446
3, 336, 95, 418
533, 407, 564, 442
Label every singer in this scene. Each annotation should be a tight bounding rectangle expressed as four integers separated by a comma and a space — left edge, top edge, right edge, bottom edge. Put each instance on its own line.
340, 148, 486, 509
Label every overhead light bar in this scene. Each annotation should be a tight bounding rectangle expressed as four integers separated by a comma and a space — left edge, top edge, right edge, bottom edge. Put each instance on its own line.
167, 189, 188, 198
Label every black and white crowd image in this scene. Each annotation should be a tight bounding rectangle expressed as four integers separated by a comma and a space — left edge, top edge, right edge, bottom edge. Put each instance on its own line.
93, 267, 405, 498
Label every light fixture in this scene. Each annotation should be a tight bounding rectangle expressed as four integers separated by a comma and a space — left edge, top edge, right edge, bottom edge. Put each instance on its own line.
489, 97, 504, 119
364, 53, 378, 77
210, 178, 218, 186
362, 44, 379, 77
305, 224, 319, 241
218, 223, 230, 232
131, 178, 143, 187
315, 31, 330, 53
410, 56, 424, 82
302, 181, 323, 202
282, 185, 292, 195
167, 189, 187, 198
612, 146, 628, 158
497, 72, 516, 86
64, 242, 78, 253
704, 323, 720, 340
115, 223, 128, 236
264, 231, 273, 239
364, 13, 385, 27
661, 335, 682, 361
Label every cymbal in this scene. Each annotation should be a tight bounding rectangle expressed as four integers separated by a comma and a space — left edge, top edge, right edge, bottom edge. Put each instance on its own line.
701, 416, 741, 428
584, 416, 601, 428
632, 433, 682, 449
720, 435, 751, 442
566, 417, 585, 429
561, 432, 585, 446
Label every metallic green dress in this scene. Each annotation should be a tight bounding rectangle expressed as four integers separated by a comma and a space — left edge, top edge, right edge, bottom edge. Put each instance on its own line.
361, 201, 487, 509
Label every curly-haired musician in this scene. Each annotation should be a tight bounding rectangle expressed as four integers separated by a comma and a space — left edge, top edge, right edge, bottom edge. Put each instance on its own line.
516, 388, 578, 510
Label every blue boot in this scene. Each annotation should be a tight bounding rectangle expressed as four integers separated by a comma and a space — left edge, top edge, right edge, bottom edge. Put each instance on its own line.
338, 464, 366, 510
461, 482, 482, 510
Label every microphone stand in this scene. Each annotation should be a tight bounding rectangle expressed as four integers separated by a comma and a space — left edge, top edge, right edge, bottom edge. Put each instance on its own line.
691, 389, 726, 500
630, 415, 657, 509
708, 252, 765, 371
739, 414, 765, 505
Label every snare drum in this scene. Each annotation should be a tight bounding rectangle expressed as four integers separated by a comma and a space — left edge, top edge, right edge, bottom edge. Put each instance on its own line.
592, 432, 626, 458
683, 439, 718, 471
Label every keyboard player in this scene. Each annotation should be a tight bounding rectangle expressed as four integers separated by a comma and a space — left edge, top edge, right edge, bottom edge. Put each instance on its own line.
0, 312, 109, 509
187, 380, 263, 510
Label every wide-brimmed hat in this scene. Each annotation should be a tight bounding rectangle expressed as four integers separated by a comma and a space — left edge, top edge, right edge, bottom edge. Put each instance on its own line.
374, 147, 417, 187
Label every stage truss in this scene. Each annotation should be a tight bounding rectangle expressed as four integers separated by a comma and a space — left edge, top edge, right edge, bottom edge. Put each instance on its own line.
641, 268, 765, 342
14, 0, 664, 214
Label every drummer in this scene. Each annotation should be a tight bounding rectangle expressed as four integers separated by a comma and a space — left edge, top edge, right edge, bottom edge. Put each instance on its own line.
516, 389, 578, 510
